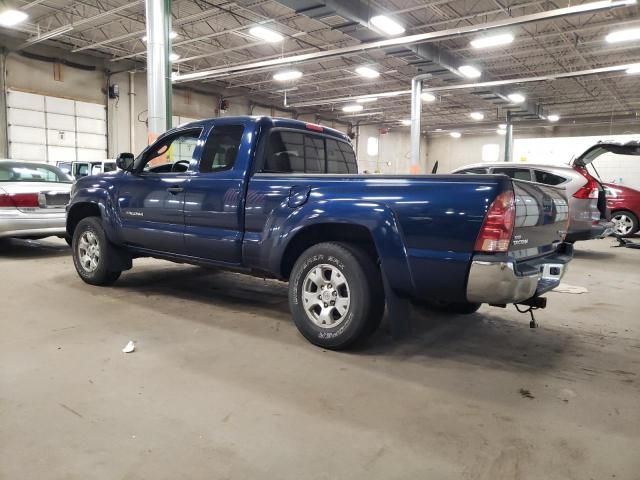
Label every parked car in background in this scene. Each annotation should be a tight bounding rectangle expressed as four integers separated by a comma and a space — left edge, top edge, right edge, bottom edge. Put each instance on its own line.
0, 160, 72, 242
66, 116, 572, 350
451, 162, 610, 243
604, 183, 640, 236
57, 160, 117, 179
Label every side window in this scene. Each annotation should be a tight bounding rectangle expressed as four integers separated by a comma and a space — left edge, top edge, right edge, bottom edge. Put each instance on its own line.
199, 125, 244, 173
264, 131, 305, 173
492, 167, 532, 181
459, 168, 488, 174
74, 163, 89, 177
139, 128, 202, 173
534, 169, 567, 186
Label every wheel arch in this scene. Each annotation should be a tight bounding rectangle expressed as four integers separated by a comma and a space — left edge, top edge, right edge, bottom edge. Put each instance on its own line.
66, 202, 102, 237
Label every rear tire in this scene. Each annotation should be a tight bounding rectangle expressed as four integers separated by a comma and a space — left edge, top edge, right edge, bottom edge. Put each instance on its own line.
288, 242, 384, 350
611, 210, 639, 237
72, 217, 121, 286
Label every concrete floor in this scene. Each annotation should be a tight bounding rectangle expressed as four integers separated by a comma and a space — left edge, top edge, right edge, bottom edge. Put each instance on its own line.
1, 237, 639, 480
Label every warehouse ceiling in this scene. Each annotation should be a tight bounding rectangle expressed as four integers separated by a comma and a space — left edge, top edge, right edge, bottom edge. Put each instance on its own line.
2, 0, 640, 131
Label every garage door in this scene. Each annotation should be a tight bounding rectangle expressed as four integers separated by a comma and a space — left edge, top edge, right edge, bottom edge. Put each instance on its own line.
7, 90, 107, 163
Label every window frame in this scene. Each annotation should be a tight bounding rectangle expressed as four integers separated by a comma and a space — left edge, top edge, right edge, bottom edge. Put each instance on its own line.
256, 127, 357, 175
533, 169, 569, 186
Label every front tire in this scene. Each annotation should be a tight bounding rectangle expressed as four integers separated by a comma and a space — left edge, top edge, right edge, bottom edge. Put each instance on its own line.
288, 242, 384, 350
611, 210, 639, 237
72, 217, 121, 286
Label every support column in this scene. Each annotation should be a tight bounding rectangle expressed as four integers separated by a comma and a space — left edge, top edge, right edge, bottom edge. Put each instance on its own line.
0, 50, 8, 158
129, 71, 136, 152
409, 76, 422, 174
504, 110, 514, 162
145, 0, 172, 142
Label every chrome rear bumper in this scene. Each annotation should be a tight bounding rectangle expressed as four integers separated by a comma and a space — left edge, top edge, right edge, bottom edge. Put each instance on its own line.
466, 248, 571, 304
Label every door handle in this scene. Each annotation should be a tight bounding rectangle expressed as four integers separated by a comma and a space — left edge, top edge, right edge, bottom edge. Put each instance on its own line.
166, 186, 184, 194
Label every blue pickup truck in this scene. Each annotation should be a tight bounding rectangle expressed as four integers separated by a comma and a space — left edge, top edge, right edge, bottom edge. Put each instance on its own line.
67, 116, 572, 349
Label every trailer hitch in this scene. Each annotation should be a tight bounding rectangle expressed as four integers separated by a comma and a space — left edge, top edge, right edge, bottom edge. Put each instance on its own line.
514, 297, 547, 328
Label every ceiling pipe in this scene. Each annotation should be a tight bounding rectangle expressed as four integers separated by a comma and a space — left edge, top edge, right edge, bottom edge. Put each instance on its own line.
173, 0, 635, 83
285, 62, 638, 109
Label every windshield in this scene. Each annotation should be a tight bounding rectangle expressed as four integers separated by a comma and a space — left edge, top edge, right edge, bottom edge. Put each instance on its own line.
0, 162, 73, 183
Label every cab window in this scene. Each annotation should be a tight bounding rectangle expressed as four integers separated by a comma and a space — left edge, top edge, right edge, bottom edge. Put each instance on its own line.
199, 125, 244, 173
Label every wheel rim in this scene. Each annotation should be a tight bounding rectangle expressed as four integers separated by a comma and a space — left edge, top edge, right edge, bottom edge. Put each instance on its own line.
612, 214, 634, 235
77, 231, 100, 273
302, 264, 350, 329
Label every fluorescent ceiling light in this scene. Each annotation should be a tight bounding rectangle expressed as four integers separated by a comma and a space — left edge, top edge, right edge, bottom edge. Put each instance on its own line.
458, 65, 482, 79
401, 119, 412, 126
343, 104, 364, 113
547, 114, 560, 122
370, 15, 405, 36
421, 92, 436, 102
470, 33, 514, 49
434, 128, 443, 132
273, 70, 302, 81
625, 63, 640, 74
605, 27, 640, 43
497, 129, 507, 135
498, 123, 507, 129
356, 97, 377, 103
450, 131, 462, 138
470, 112, 484, 120
507, 93, 526, 103
169, 52, 180, 61
143, 31, 178, 41
0, 9, 28, 27
249, 26, 283, 43
355, 66, 380, 78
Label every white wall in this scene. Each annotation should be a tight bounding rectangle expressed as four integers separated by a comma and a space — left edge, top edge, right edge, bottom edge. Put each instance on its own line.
356, 124, 428, 174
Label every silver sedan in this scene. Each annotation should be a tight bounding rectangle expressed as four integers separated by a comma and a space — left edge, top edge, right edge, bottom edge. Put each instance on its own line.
0, 160, 72, 241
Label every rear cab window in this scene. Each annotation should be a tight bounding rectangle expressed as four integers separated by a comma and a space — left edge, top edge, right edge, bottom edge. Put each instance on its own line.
262, 129, 357, 174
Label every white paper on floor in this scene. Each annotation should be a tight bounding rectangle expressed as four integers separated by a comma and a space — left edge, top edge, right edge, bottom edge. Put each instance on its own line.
122, 340, 136, 353
552, 284, 588, 294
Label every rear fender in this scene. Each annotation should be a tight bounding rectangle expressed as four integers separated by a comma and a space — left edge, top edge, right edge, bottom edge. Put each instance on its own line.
262, 200, 414, 295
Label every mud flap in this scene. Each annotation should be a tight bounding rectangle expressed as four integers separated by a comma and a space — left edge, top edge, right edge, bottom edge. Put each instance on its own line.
381, 266, 411, 339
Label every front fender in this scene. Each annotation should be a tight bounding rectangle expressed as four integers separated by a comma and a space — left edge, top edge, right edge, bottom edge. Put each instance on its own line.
67, 183, 122, 243
262, 199, 414, 296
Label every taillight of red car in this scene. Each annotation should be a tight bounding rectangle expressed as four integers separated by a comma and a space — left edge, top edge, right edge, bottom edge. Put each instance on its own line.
474, 190, 516, 253
0, 192, 40, 208
573, 166, 600, 199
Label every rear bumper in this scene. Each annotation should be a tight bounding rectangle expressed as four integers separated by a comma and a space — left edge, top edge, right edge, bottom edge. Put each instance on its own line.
565, 221, 613, 242
0, 212, 66, 239
466, 244, 573, 304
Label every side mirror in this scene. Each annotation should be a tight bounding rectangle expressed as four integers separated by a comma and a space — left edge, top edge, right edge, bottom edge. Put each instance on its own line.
116, 153, 135, 172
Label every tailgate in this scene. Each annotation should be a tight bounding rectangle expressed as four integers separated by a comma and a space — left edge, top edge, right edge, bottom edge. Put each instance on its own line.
511, 180, 568, 259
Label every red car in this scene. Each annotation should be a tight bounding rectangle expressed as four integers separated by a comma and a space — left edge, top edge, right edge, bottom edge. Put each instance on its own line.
604, 183, 640, 237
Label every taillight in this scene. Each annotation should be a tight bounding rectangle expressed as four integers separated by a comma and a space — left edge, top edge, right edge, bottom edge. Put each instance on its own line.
573, 166, 599, 199
0, 193, 40, 208
474, 190, 515, 253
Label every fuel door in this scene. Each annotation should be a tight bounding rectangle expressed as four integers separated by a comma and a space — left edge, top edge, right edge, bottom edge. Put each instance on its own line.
288, 185, 311, 208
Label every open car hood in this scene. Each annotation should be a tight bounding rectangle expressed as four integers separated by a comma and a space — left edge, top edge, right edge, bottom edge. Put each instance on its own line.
572, 141, 640, 167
